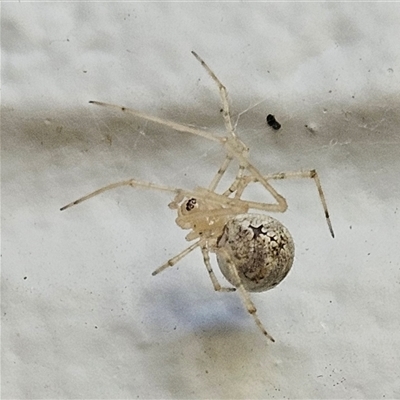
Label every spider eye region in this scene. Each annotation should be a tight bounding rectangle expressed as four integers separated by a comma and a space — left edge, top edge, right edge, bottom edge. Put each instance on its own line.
185, 198, 198, 211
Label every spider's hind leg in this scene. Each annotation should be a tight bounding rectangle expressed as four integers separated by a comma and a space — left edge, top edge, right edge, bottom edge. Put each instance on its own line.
201, 245, 236, 292
216, 248, 275, 342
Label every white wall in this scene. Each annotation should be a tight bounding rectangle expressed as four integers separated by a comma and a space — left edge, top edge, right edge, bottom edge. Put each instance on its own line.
2, 3, 400, 399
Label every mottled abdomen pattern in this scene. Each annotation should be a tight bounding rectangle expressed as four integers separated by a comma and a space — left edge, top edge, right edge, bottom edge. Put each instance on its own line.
216, 214, 295, 292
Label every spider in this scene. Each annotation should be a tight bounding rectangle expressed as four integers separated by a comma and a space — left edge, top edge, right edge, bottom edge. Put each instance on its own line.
61, 51, 334, 342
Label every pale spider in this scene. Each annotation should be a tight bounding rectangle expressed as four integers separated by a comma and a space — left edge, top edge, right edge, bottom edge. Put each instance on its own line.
61, 51, 334, 342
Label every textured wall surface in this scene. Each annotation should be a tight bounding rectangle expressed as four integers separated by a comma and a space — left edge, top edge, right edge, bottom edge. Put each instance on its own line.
2, 3, 400, 399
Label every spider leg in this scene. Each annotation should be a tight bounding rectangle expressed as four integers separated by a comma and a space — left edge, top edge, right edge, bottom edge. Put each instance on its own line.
60, 179, 187, 211
233, 159, 289, 213
151, 240, 203, 276
200, 245, 236, 292
308, 170, 335, 237
232, 170, 335, 238
217, 248, 275, 342
236, 284, 275, 342
207, 154, 233, 192
89, 101, 222, 144
191, 51, 236, 136
60, 177, 249, 213
221, 164, 246, 197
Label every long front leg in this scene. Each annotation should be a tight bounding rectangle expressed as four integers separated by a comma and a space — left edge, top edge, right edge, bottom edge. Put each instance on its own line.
60, 179, 185, 211
191, 51, 236, 136
89, 101, 222, 144
60, 178, 228, 213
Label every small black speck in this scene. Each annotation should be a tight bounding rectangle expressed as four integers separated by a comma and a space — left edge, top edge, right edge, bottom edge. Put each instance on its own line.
83, 70, 87, 73
24, 276, 27, 280
95, 326, 98, 329
266, 114, 281, 130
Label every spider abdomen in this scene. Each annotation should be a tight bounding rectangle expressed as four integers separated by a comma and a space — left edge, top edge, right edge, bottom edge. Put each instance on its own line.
216, 214, 295, 293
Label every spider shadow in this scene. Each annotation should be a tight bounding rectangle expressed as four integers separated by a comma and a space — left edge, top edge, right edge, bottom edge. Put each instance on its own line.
109, 294, 303, 399
141, 271, 259, 338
